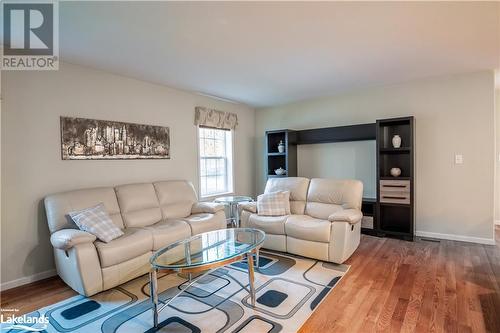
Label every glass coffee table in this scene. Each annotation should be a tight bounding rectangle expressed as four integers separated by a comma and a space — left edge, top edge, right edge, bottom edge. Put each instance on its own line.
149, 228, 265, 328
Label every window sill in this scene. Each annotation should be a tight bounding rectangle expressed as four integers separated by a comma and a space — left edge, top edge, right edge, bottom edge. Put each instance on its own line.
200, 191, 234, 202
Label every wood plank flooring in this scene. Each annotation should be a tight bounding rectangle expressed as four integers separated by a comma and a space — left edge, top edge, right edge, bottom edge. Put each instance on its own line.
299, 227, 500, 333
1, 227, 499, 332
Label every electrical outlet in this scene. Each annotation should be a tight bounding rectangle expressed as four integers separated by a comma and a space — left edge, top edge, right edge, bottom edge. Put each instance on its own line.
455, 154, 463, 165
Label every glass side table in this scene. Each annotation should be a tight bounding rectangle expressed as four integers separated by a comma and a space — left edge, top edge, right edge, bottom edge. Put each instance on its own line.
214, 195, 253, 228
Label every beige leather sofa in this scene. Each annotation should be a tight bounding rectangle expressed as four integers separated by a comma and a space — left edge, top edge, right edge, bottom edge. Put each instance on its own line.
241, 177, 363, 264
44, 180, 225, 296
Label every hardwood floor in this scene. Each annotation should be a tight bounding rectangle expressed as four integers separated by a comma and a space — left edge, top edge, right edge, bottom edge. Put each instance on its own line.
2, 227, 499, 332
300, 227, 500, 333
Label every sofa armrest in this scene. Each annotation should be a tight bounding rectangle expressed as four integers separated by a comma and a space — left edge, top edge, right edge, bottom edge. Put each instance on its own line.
191, 202, 225, 214
50, 229, 97, 250
239, 202, 257, 214
328, 209, 363, 224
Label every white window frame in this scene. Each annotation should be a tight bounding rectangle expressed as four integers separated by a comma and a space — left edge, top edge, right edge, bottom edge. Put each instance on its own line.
197, 126, 234, 200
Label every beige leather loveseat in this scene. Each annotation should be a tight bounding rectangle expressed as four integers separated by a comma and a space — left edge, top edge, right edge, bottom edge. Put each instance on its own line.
44, 180, 225, 296
241, 177, 363, 263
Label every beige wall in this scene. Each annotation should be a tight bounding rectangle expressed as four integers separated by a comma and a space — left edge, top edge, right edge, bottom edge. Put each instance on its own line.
256, 71, 495, 242
1, 62, 255, 285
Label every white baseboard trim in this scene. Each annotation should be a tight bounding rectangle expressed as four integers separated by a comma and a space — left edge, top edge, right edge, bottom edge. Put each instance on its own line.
0, 269, 57, 291
495, 220, 500, 226
415, 231, 495, 245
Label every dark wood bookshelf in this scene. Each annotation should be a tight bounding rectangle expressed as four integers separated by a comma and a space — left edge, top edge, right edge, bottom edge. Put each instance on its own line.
376, 116, 415, 241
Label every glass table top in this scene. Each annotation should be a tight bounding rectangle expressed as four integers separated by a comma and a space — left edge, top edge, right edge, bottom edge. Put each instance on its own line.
214, 196, 253, 203
150, 228, 265, 270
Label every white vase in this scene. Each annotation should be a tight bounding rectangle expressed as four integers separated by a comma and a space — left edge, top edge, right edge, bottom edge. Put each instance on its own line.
392, 135, 402, 148
390, 168, 401, 177
278, 140, 285, 153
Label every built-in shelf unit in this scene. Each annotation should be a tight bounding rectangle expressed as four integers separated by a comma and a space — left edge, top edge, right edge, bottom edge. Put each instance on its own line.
264, 116, 415, 241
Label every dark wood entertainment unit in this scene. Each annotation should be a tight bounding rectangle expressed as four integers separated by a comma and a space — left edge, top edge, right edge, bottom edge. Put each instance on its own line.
265, 116, 415, 241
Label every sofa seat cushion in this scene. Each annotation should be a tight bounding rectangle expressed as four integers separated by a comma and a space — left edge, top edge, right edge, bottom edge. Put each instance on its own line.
247, 214, 288, 235
144, 219, 192, 250
95, 228, 152, 268
285, 215, 331, 243
182, 211, 225, 235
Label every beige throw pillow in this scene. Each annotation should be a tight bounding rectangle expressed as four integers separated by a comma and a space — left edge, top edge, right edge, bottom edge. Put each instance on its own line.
69, 203, 124, 243
257, 191, 291, 216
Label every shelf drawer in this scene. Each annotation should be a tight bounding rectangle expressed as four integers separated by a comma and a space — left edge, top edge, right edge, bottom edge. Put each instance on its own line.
380, 180, 410, 193
380, 191, 410, 205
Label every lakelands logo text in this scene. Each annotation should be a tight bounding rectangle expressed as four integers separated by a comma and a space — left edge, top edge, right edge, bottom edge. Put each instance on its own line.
0, 314, 49, 331
2, 1, 59, 70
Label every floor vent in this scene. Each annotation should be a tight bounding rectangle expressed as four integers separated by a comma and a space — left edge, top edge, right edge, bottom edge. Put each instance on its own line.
419, 238, 441, 243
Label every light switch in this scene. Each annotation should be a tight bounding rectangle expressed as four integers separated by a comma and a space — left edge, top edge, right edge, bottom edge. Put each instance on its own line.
455, 154, 464, 165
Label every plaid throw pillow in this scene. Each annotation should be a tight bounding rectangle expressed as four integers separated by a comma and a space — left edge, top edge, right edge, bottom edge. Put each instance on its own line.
257, 191, 291, 216
69, 203, 123, 243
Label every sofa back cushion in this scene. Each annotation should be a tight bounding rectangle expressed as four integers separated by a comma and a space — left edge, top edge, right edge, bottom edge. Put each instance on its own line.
45, 187, 124, 233
115, 183, 162, 228
305, 178, 363, 220
153, 180, 198, 219
264, 177, 310, 214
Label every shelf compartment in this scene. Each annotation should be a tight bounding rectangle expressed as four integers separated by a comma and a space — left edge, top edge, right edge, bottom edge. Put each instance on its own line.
378, 119, 412, 150
267, 155, 286, 175
379, 204, 411, 234
266, 131, 287, 154
379, 153, 411, 178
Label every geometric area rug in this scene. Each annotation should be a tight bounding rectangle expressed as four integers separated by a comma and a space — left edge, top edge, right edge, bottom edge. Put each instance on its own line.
4, 251, 349, 333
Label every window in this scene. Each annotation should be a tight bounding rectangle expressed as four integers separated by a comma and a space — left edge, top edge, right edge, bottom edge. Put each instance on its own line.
198, 127, 233, 198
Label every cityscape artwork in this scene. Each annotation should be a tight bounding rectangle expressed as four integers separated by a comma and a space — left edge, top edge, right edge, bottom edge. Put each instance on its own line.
60, 117, 170, 160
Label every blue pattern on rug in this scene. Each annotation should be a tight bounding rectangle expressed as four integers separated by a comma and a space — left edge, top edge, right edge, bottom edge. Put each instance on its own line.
257, 290, 288, 308
61, 300, 101, 320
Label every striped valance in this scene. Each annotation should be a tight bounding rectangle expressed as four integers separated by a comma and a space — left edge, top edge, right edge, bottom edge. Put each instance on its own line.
194, 107, 238, 130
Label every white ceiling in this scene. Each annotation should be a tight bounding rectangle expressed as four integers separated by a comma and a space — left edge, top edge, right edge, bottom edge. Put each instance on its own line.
58, 1, 499, 107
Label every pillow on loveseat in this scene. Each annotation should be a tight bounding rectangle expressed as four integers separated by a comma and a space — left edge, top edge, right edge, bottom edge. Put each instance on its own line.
68, 203, 123, 242
257, 191, 291, 216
